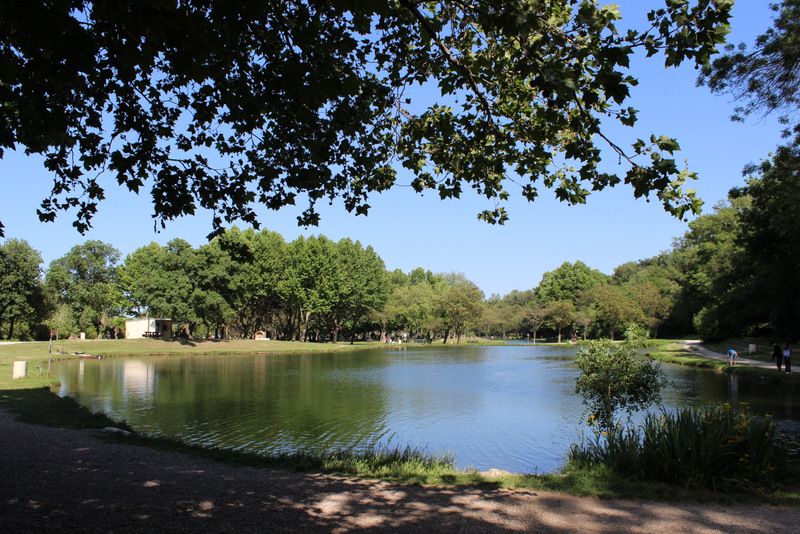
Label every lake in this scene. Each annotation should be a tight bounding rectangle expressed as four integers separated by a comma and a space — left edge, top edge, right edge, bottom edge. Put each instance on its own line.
53, 344, 800, 474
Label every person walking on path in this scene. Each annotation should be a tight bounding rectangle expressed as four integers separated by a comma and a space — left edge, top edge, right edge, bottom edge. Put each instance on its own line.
772, 342, 784, 373
783, 341, 792, 374
727, 349, 739, 366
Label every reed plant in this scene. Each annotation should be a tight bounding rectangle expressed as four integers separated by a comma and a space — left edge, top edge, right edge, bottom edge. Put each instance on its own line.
567, 403, 792, 491
274, 444, 457, 480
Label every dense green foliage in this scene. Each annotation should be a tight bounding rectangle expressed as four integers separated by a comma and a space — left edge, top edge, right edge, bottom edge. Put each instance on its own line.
7, 174, 800, 343
0, 239, 49, 339
123, 228, 392, 341
568, 404, 792, 491
1, 223, 695, 342
45, 240, 125, 339
575, 333, 665, 432
688, 0, 800, 341
0, 0, 734, 237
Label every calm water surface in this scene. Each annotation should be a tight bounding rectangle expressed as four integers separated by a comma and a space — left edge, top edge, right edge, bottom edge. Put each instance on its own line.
54, 345, 800, 473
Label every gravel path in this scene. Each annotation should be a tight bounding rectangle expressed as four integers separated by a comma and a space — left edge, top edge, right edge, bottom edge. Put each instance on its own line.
2, 411, 799, 533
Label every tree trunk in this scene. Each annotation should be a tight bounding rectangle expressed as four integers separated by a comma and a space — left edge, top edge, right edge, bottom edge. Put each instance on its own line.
300, 309, 311, 342
379, 321, 387, 343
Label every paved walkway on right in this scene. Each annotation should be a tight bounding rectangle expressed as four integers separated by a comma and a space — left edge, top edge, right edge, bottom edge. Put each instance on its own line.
681, 340, 780, 371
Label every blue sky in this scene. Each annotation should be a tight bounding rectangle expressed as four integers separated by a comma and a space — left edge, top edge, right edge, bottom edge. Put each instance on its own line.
0, 1, 786, 297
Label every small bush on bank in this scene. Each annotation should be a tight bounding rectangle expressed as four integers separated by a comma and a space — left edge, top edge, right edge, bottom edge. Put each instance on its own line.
567, 404, 794, 491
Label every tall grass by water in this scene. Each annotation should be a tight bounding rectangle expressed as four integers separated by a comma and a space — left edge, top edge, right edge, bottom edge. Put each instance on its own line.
567, 403, 796, 491
273, 445, 458, 481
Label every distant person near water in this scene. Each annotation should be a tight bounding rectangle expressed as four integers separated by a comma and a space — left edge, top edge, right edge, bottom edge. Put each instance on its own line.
726, 349, 738, 366
772, 342, 784, 373
783, 342, 792, 374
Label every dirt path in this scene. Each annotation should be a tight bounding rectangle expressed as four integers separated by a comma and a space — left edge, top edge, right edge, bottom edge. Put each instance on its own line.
1, 411, 798, 533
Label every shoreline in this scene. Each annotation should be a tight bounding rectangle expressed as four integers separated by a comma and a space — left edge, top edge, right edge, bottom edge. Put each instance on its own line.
2, 409, 799, 533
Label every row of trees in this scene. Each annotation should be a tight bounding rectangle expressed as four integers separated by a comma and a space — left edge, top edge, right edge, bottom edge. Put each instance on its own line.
3, 125, 799, 344
0, 228, 486, 342
3, 198, 786, 343
122, 229, 393, 342
0, 226, 666, 342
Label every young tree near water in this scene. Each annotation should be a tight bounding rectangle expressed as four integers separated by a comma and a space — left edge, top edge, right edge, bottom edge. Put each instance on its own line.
0, 1, 732, 237
575, 334, 665, 432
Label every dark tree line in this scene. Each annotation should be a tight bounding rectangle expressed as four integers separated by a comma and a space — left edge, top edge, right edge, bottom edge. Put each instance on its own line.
0, 1, 732, 237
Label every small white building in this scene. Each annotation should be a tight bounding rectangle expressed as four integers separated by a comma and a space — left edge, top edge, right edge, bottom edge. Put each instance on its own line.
125, 318, 172, 340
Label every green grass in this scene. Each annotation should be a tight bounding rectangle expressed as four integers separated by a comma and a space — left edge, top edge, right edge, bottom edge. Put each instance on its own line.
648, 343, 728, 369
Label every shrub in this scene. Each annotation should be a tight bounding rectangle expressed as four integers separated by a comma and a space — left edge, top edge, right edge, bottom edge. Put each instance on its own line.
567, 404, 790, 490
575, 335, 666, 432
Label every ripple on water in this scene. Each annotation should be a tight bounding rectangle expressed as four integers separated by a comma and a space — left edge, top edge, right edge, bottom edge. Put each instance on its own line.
51, 346, 800, 473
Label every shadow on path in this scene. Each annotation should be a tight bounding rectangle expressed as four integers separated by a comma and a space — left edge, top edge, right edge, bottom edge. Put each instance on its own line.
2, 411, 798, 533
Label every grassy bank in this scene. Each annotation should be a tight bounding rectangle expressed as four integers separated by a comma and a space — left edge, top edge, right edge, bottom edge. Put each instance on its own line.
648, 343, 728, 369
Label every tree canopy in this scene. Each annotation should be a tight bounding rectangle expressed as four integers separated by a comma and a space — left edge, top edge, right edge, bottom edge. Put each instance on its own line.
0, 0, 733, 237
0, 238, 47, 339
46, 240, 124, 337
575, 333, 665, 432
690, 0, 800, 340
700, 0, 800, 133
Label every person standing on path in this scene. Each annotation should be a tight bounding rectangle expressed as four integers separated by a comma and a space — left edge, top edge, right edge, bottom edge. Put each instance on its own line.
772, 342, 784, 373
727, 349, 739, 365
783, 341, 792, 374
